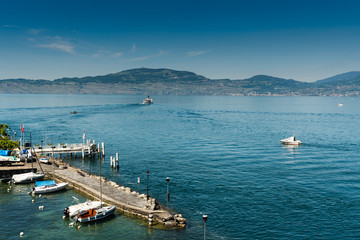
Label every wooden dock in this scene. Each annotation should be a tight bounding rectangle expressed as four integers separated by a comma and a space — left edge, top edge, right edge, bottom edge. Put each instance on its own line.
32, 140, 105, 159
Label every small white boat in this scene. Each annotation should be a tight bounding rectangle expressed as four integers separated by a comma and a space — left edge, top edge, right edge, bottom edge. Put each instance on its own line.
32, 180, 68, 194
75, 205, 116, 223
280, 136, 302, 145
143, 96, 153, 104
12, 172, 45, 184
0, 155, 20, 164
39, 157, 50, 164
64, 196, 102, 218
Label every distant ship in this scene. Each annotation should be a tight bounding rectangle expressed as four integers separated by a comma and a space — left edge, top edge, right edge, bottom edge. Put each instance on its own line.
143, 96, 153, 104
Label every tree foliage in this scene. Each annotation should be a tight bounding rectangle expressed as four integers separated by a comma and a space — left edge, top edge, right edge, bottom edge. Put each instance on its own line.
0, 123, 19, 150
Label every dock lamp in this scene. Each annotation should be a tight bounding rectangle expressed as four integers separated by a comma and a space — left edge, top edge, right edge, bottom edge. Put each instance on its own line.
203, 215, 208, 240
166, 177, 170, 207
146, 170, 150, 200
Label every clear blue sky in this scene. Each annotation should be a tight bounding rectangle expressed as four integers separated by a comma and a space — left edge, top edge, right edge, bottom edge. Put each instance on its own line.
1, 0, 360, 82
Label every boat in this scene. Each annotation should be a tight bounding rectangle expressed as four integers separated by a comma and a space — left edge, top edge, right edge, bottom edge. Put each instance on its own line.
280, 136, 302, 145
0, 155, 20, 164
39, 157, 50, 164
31, 180, 68, 194
143, 96, 153, 104
11, 172, 45, 184
64, 196, 102, 218
74, 156, 116, 223
75, 205, 116, 223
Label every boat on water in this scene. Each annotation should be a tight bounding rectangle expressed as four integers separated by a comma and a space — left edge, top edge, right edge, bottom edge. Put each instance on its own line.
32, 180, 68, 194
64, 196, 102, 218
143, 96, 153, 104
74, 156, 116, 223
12, 172, 45, 184
280, 136, 302, 145
39, 157, 50, 164
75, 205, 116, 223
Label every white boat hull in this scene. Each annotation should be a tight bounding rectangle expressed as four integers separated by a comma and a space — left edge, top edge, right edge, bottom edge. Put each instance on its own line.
280, 136, 302, 145
33, 182, 68, 194
75, 205, 116, 223
65, 200, 102, 218
12, 172, 45, 184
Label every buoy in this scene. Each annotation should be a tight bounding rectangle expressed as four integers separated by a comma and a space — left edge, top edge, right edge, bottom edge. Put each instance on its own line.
77, 225, 81, 229
39, 206, 44, 210
39, 194, 42, 198
62, 216, 65, 219
19, 189, 21, 192
32, 199, 34, 203
7, 188, 10, 192
69, 222, 74, 227
27, 192, 30, 195
20, 232, 24, 237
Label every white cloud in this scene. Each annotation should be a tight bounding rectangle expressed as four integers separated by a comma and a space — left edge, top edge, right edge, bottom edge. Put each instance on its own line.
37, 42, 75, 54
112, 52, 123, 58
186, 50, 208, 57
132, 44, 136, 53
126, 50, 169, 62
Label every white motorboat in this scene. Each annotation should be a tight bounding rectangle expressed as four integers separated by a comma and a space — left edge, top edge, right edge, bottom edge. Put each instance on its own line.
32, 180, 68, 194
75, 205, 116, 223
12, 172, 45, 184
143, 96, 153, 104
64, 196, 102, 218
74, 156, 116, 223
39, 157, 50, 164
280, 136, 302, 145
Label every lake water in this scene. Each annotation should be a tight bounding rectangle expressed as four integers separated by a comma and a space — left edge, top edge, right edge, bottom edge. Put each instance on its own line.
1, 94, 360, 239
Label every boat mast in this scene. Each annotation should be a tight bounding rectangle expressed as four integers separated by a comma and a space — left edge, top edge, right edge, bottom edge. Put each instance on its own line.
99, 157, 102, 207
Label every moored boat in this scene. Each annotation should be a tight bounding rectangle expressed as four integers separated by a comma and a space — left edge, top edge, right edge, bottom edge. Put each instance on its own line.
75, 205, 116, 223
32, 180, 68, 194
64, 196, 102, 218
12, 172, 45, 184
39, 157, 50, 164
280, 136, 302, 145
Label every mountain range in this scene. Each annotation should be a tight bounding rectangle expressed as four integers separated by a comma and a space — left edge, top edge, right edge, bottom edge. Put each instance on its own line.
1, 68, 360, 96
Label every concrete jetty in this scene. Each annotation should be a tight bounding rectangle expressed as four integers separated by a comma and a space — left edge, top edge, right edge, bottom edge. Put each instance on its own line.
30, 160, 186, 228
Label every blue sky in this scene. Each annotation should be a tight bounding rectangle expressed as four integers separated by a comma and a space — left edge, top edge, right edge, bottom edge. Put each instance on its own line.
1, 0, 360, 82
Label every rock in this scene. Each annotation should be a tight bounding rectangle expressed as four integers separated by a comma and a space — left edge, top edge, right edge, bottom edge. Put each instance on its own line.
176, 217, 187, 224
164, 220, 176, 228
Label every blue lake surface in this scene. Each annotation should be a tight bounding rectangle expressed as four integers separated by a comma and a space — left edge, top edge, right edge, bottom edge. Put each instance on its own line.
1, 94, 360, 239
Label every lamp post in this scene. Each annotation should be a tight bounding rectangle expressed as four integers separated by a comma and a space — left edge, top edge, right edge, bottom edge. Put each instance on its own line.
166, 177, 170, 208
203, 215, 208, 240
146, 170, 150, 200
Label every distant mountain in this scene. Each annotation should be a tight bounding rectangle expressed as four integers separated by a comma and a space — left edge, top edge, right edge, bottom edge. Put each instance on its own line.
0, 68, 360, 96
315, 71, 360, 86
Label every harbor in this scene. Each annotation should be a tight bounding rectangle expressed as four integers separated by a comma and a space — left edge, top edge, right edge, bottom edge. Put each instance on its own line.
1, 152, 187, 229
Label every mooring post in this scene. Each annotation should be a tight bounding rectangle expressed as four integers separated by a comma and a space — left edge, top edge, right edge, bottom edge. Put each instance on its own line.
102, 142, 105, 157
116, 153, 119, 170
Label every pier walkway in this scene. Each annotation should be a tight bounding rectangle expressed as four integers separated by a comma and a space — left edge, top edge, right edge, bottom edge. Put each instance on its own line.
41, 161, 186, 228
